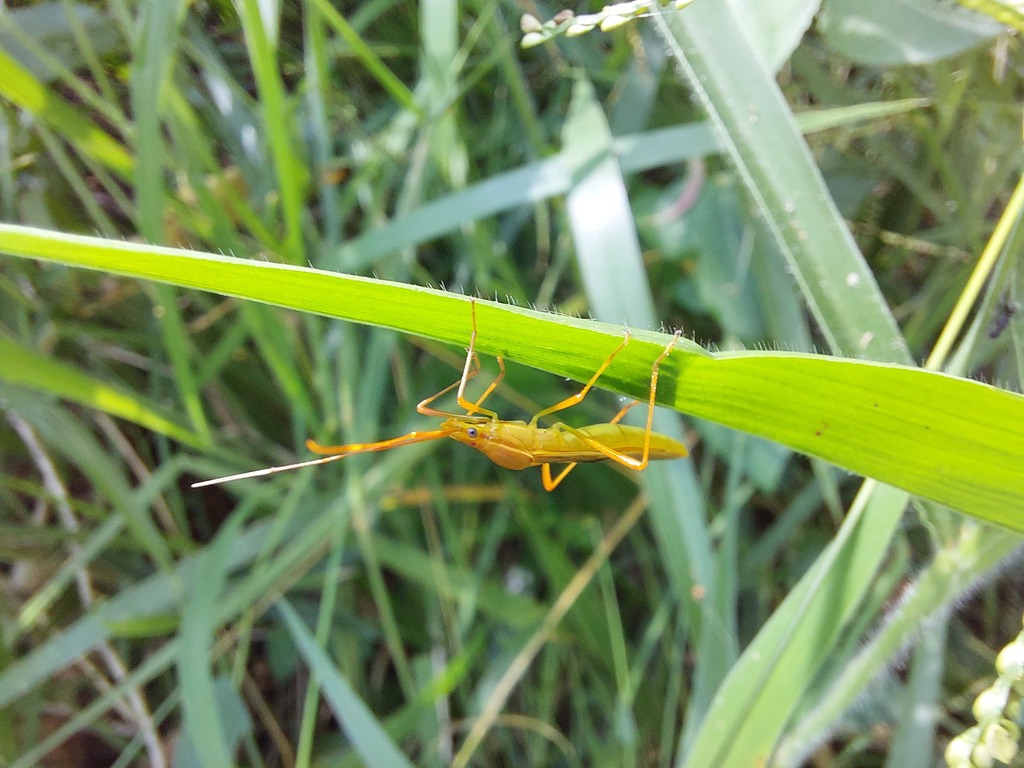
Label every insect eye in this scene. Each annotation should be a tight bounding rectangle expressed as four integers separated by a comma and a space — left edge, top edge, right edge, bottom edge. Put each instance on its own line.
466, 427, 478, 439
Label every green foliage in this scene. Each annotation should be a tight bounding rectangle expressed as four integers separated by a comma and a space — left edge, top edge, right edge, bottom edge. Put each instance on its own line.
0, 2, 1021, 768
2, 224, 1022, 527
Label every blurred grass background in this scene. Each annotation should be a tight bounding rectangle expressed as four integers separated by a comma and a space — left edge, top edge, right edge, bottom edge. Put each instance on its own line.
0, 1, 1022, 767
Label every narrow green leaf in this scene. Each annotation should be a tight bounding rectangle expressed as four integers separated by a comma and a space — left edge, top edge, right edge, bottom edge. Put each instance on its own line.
0, 47, 132, 176
178, 507, 253, 768
561, 76, 715, 638
332, 103, 927, 269
308, 0, 419, 114
0, 337, 203, 447
819, 0, 1004, 65
277, 599, 416, 768
1, 224, 1022, 530
234, 0, 306, 263
656, 4, 910, 362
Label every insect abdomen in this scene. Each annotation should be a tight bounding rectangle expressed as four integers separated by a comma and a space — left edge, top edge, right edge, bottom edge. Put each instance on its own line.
528, 423, 688, 465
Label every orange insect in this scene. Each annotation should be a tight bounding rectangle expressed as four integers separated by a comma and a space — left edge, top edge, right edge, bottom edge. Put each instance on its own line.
192, 301, 687, 491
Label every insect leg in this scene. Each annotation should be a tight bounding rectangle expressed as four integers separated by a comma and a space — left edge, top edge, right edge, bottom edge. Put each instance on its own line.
539, 400, 638, 490
541, 461, 578, 491
609, 399, 640, 424
528, 330, 631, 427
467, 356, 506, 412
542, 331, 682, 481
418, 300, 506, 419
621, 330, 681, 470
416, 352, 482, 416
454, 299, 502, 419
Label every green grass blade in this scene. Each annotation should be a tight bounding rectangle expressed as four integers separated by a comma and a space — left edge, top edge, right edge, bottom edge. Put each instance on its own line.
4, 387, 174, 570
0, 225, 1022, 529
641, 5, 1015, 765
236, 0, 307, 263
130, 0, 211, 444
0, 46, 132, 177
177, 544, 236, 768
679, 482, 910, 767
0, 336, 202, 447
277, 599, 416, 768
0, 490, 325, 711
308, 0, 419, 114
655, 4, 910, 363
777, 525, 1022, 765
560, 76, 714, 624
332, 103, 926, 269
